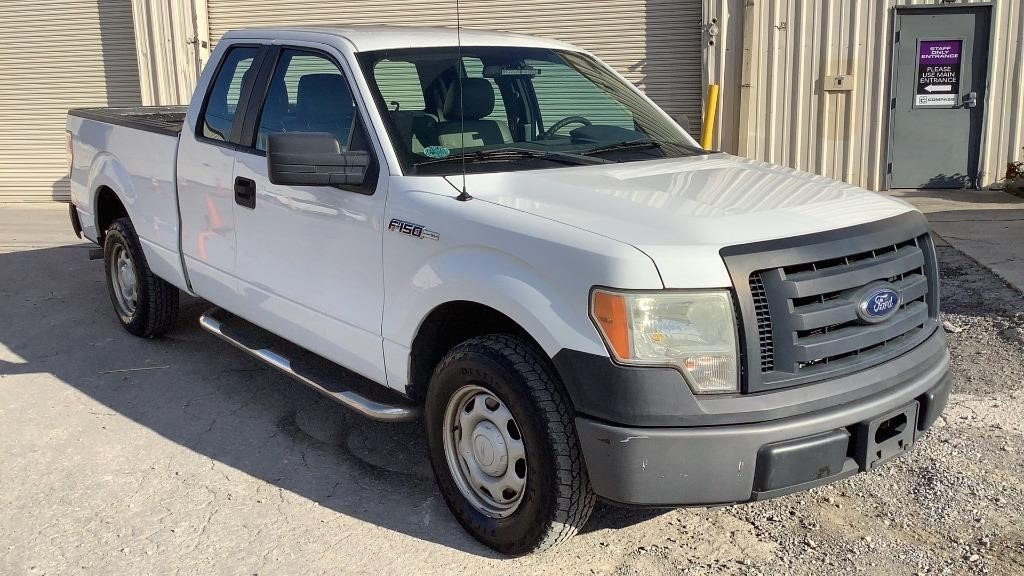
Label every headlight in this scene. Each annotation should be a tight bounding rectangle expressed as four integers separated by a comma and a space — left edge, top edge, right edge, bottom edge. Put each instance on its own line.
590, 289, 739, 394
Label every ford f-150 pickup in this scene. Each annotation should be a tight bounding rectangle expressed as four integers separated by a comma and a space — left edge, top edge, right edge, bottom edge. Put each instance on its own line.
66, 26, 951, 555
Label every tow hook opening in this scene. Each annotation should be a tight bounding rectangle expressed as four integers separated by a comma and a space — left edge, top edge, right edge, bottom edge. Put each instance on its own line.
874, 413, 908, 445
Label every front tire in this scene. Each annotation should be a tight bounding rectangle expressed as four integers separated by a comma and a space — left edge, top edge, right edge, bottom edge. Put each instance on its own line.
425, 334, 595, 555
103, 217, 179, 338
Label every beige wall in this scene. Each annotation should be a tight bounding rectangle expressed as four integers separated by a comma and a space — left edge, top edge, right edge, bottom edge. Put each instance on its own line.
705, 0, 1024, 190
133, 0, 704, 124
0, 0, 142, 201
131, 0, 1024, 191
130, 0, 207, 105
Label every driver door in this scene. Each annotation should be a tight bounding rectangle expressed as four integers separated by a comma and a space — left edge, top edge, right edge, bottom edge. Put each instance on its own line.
230, 45, 389, 384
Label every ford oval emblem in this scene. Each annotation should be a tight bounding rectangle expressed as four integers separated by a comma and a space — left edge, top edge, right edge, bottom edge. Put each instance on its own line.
857, 284, 901, 323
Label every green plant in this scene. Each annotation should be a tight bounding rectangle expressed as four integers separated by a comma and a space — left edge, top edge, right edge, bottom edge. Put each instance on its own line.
1009, 148, 1024, 180
1009, 161, 1024, 181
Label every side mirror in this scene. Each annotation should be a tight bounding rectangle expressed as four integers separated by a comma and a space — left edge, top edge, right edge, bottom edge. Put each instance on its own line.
266, 132, 368, 187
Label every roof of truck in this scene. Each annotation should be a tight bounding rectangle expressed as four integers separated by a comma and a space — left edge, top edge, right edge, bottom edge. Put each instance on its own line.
222, 25, 577, 53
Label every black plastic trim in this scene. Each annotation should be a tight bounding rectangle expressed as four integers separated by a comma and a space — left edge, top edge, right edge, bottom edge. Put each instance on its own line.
753, 428, 851, 492
68, 107, 187, 137
68, 203, 83, 238
751, 460, 859, 501
237, 45, 281, 149
573, 362, 951, 506
554, 327, 947, 428
719, 211, 929, 259
720, 211, 934, 392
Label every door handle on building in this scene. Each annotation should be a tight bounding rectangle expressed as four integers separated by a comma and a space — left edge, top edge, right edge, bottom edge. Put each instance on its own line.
962, 92, 978, 108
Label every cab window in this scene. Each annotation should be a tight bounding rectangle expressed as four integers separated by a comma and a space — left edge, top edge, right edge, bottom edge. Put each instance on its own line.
202, 46, 260, 141
256, 50, 363, 152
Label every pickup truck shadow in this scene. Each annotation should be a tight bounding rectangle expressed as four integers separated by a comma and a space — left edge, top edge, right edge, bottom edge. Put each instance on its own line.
0, 243, 662, 557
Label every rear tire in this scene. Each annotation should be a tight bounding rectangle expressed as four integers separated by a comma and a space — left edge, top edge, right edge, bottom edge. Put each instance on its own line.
425, 334, 595, 555
103, 217, 179, 338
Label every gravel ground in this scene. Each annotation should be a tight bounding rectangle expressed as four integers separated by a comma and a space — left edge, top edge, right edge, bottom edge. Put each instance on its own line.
605, 245, 1024, 576
1, 215, 1022, 575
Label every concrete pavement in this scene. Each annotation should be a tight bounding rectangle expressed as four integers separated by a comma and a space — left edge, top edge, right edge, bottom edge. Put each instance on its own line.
1, 202, 1023, 575
889, 188, 1024, 293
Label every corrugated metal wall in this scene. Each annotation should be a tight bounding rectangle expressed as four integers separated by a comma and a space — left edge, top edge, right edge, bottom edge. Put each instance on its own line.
202, 0, 705, 122
131, 0, 205, 105
0, 0, 142, 201
706, 0, 1024, 190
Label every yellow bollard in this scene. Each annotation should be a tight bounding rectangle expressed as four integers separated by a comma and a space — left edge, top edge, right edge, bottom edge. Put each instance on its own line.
700, 84, 720, 150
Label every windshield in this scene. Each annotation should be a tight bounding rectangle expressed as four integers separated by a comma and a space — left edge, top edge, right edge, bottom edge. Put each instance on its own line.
356, 47, 705, 175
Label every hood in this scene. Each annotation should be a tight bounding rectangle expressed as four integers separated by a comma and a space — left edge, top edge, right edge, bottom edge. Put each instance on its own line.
450, 154, 914, 288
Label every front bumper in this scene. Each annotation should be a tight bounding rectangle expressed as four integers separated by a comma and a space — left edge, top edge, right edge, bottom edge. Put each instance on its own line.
574, 329, 951, 506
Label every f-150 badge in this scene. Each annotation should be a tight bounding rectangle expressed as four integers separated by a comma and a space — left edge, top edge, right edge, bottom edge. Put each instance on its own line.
388, 218, 439, 241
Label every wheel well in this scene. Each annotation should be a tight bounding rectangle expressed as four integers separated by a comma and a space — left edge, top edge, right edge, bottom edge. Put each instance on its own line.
407, 301, 542, 402
95, 186, 128, 243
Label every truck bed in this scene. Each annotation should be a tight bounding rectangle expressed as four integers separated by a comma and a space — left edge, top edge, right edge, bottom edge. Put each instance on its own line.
68, 106, 187, 137
67, 105, 188, 291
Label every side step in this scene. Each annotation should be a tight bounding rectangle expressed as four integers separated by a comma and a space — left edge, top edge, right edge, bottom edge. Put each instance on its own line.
199, 308, 420, 422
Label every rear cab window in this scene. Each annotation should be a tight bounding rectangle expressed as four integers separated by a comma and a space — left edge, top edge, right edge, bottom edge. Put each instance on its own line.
201, 46, 262, 142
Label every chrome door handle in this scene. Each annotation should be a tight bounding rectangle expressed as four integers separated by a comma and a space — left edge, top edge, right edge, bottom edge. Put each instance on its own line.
962, 92, 978, 109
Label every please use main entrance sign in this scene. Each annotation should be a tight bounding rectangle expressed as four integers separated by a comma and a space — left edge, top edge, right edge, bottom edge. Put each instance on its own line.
915, 39, 962, 107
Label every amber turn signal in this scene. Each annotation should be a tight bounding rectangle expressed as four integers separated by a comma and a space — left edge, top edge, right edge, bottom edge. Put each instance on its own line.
591, 290, 631, 360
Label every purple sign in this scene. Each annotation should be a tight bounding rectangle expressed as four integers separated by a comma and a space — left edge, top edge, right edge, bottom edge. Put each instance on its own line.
919, 40, 962, 66
916, 39, 962, 107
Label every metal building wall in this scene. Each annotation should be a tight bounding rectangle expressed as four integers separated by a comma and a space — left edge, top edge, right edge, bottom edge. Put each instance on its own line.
191, 0, 706, 122
130, 0, 208, 105
0, 0, 142, 201
705, 0, 1024, 190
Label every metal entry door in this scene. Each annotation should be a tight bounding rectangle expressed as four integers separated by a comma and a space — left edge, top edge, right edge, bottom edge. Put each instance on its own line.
889, 5, 991, 189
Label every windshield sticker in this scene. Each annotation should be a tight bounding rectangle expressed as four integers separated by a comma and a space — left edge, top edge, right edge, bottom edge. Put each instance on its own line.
423, 146, 451, 159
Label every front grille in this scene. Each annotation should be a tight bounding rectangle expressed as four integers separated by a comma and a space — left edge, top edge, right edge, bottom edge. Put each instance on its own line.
749, 273, 774, 372
721, 213, 940, 392
765, 230, 933, 379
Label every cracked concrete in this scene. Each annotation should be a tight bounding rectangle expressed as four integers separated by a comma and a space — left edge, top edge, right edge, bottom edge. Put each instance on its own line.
1, 203, 1022, 575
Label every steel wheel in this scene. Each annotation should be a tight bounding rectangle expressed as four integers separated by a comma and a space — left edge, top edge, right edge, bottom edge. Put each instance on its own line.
442, 384, 528, 518
109, 242, 138, 318
102, 217, 179, 337
426, 334, 595, 553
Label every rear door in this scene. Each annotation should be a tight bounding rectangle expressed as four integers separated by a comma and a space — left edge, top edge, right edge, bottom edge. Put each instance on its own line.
176, 43, 267, 304
229, 45, 390, 384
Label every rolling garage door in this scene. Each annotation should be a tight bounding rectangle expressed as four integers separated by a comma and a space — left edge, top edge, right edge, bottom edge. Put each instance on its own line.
0, 0, 142, 202
205, 0, 703, 124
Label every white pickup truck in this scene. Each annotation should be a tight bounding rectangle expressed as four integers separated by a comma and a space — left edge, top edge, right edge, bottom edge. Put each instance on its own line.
67, 26, 951, 554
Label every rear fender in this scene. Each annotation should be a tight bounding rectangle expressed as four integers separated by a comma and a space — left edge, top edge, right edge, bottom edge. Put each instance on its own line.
88, 152, 138, 234
86, 152, 189, 291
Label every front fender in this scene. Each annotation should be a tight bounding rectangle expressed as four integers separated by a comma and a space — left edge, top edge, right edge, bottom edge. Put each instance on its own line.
392, 244, 604, 359
380, 185, 664, 393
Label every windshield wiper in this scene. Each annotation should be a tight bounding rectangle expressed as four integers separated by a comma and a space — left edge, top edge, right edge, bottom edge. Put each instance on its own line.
413, 147, 608, 169
582, 139, 705, 157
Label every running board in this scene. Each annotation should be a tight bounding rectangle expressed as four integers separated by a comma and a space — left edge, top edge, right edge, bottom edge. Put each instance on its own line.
199, 308, 419, 422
